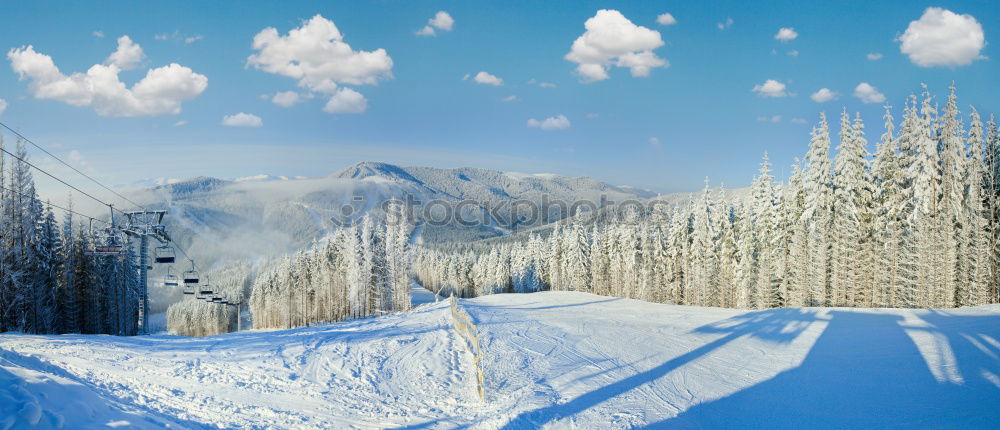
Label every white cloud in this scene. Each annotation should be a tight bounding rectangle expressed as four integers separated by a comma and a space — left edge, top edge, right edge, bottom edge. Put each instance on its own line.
0, 98, 7, 115
429, 11, 454, 31
271, 91, 303, 107
757, 115, 782, 123
656, 13, 676, 26
416, 11, 454, 36
854, 82, 886, 104
154, 33, 170, 41
248, 14, 391, 113
774, 27, 798, 42
222, 112, 262, 127
810, 88, 837, 103
867, 53, 883, 61
752, 79, 789, 98
323, 87, 367, 114
528, 79, 556, 88
898, 7, 985, 67
67, 150, 91, 172
585, 113, 599, 119
527, 114, 571, 131
184, 35, 203, 44
106, 35, 144, 70
92, 31, 104, 39
173, 119, 186, 127
648, 136, 662, 148
791, 117, 807, 124
501, 95, 517, 102
8, 42, 207, 117
473, 71, 503, 86
717, 18, 733, 31
787, 50, 799, 57
565, 9, 667, 83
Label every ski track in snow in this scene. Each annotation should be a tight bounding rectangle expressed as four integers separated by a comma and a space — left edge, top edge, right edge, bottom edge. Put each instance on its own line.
1, 291, 998, 429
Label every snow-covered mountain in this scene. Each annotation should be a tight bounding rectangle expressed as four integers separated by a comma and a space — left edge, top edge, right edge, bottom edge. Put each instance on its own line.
126, 162, 660, 271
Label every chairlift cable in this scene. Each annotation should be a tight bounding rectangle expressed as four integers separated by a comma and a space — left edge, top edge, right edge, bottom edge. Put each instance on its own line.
0, 121, 148, 211
0, 183, 109, 226
0, 145, 125, 216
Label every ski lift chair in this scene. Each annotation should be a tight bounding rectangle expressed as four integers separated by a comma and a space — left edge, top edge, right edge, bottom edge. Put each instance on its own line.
183, 260, 200, 285
154, 245, 176, 264
164, 267, 179, 287
198, 276, 214, 296
88, 224, 127, 255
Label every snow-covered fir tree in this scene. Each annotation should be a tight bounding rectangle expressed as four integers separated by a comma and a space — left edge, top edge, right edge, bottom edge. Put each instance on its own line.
411, 84, 999, 310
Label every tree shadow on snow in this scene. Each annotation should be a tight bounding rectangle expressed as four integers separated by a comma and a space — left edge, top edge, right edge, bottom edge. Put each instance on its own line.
500, 308, 822, 429
501, 307, 1000, 429
639, 309, 1000, 429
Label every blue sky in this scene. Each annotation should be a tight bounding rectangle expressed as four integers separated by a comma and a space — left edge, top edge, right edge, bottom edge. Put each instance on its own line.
0, 0, 996, 195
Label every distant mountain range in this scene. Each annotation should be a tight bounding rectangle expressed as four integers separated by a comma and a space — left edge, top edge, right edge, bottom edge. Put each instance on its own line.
124, 161, 680, 272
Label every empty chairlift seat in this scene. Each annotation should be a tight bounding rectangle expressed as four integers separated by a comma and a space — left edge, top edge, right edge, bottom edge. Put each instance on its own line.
199, 276, 214, 296
164, 274, 179, 287
154, 246, 176, 264
183, 267, 200, 285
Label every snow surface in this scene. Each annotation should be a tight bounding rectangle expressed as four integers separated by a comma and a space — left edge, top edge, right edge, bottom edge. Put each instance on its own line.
1, 289, 998, 429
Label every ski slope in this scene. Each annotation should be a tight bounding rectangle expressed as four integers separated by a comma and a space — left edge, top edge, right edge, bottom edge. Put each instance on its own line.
1, 289, 998, 429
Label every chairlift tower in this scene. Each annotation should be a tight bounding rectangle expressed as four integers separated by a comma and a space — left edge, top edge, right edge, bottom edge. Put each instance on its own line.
121, 210, 171, 335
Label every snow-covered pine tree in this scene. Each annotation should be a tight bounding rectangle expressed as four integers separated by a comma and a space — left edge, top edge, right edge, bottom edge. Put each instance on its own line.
0, 133, 9, 332
831, 111, 863, 306
872, 105, 905, 307
852, 113, 877, 307
690, 179, 718, 306
936, 84, 965, 308
962, 107, 990, 305
894, 95, 923, 307
733, 203, 755, 309
910, 86, 941, 306
784, 161, 809, 307
801, 115, 834, 306
986, 115, 1000, 303
751, 154, 779, 308
563, 221, 591, 293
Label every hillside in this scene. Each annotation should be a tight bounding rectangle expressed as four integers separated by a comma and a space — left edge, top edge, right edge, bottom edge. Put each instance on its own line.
113, 162, 668, 312
127, 162, 661, 264
2, 289, 997, 428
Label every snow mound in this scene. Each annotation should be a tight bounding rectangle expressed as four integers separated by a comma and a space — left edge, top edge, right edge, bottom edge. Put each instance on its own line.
0, 292, 997, 428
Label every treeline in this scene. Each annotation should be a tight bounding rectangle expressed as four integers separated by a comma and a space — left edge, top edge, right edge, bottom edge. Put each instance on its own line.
414, 85, 1000, 309
248, 216, 412, 329
0, 137, 142, 335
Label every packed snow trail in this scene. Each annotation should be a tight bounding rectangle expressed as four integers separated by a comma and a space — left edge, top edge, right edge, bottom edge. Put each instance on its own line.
1, 291, 998, 429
